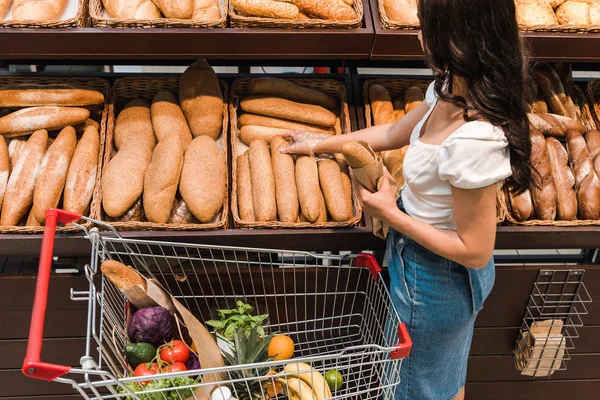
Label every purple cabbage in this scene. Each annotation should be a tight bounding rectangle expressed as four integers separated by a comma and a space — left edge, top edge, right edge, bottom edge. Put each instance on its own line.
186, 352, 201, 371
127, 306, 174, 347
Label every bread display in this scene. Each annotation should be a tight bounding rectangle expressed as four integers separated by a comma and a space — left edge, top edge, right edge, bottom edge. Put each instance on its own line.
93, 0, 222, 25
514, 0, 600, 29
0, 106, 90, 138
231, 0, 299, 19
102, 0, 162, 19
295, 0, 357, 20
179, 59, 223, 140
249, 77, 337, 109
515, 0, 558, 27
382, 0, 418, 25
150, 0, 193, 18
12, 0, 67, 20
31, 126, 77, 223
270, 136, 298, 223
546, 137, 578, 221
566, 130, 600, 220
556, 1, 600, 25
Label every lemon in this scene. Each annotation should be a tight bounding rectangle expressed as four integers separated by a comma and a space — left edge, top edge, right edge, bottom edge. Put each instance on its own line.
325, 369, 344, 392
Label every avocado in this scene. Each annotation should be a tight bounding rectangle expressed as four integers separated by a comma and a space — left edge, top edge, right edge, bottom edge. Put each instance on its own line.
125, 343, 156, 369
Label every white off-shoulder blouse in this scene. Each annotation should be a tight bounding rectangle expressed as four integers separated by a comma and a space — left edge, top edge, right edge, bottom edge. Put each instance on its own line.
400, 82, 512, 231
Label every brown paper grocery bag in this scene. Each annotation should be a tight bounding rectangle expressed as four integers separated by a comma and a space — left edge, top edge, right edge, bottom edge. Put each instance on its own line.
349, 141, 398, 239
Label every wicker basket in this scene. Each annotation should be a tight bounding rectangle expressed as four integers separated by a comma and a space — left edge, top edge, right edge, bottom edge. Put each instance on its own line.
376, 0, 419, 30
230, 0, 363, 29
230, 77, 362, 229
90, 0, 227, 28
362, 78, 509, 224
0, 76, 110, 233
102, 76, 229, 231
0, 0, 86, 28
588, 79, 600, 130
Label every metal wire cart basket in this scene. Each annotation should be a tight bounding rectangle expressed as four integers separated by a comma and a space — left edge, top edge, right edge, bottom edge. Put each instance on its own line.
23, 209, 412, 400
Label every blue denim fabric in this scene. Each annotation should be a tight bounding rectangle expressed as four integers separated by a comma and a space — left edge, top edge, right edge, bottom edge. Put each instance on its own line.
386, 198, 495, 400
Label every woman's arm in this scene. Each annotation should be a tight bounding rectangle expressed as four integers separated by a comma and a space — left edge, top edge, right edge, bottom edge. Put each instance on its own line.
357, 172, 497, 269
283, 101, 430, 155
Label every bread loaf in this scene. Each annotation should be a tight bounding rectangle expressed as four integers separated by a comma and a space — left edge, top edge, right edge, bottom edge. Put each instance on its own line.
192, 0, 220, 20
151, 91, 193, 147
295, 0, 357, 20
531, 94, 549, 114
566, 130, 600, 220
238, 113, 334, 135
114, 98, 156, 152
0, 86, 104, 108
249, 77, 337, 109
368, 84, 395, 126
8, 139, 26, 173
101, 260, 147, 291
232, 0, 299, 19
528, 113, 585, 137
318, 159, 352, 222
295, 156, 321, 223
533, 63, 572, 118
271, 136, 298, 222
553, 114, 585, 135
236, 151, 255, 222
0, 0, 10, 18
508, 189, 535, 222
64, 126, 100, 216
530, 128, 557, 220
342, 141, 377, 168
248, 139, 277, 222
316, 190, 327, 223
168, 197, 197, 224
26, 209, 41, 227
0, 130, 47, 226
106, 198, 144, 222
515, 0, 558, 27
150, 0, 193, 18
585, 130, 600, 178
393, 98, 406, 121
102, 0, 161, 18
180, 136, 226, 223
0, 106, 90, 138
404, 86, 424, 114
240, 96, 337, 127
32, 126, 77, 223
13, 0, 67, 20
179, 59, 224, 139
546, 137, 577, 220
556, 1, 600, 25
143, 135, 184, 223
0, 137, 8, 211
240, 125, 290, 146
383, 0, 418, 24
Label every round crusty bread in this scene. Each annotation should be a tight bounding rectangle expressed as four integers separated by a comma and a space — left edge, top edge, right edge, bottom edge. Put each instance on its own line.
101, 260, 147, 291
180, 135, 226, 223
143, 135, 184, 224
342, 141, 377, 168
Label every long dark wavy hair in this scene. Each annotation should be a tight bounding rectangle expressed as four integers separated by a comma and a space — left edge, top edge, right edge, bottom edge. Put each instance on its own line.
418, 0, 533, 194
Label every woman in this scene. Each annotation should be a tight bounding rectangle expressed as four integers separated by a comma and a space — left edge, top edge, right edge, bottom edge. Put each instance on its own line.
282, 0, 533, 398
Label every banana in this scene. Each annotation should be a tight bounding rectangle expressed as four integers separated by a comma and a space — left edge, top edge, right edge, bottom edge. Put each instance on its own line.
286, 377, 318, 400
284, 363, 332, 400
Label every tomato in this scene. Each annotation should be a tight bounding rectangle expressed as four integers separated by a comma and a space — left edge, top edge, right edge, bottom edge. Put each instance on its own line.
133, 362, 159, 385
159, 340, 190, 364
166, 362, 188, 373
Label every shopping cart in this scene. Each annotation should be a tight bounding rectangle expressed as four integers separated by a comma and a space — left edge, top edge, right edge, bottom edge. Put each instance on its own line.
22, 209, 411, 400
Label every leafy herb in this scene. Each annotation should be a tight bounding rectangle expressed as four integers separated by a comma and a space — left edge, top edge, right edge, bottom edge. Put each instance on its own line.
119, 376, 200, 400
207, 301, 268, 340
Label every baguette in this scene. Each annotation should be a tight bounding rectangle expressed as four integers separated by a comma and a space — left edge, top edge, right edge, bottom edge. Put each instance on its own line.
566, 130, 600, 220
508, 190, 534, 222
236, 151, 255, 222
143, 135, 184, 224
0, 137, 7, 211
231, 0, 299, 19
0, 86, 104, 108
404, 86, 424, 114
530, 128, 557, 220
180, 136, 226, 223
295, 0, 357, 20
150, 0, 193, 18
240, 96, 337, 128
318, 159, 352, 222
151, 91, 193, 147
248, 139, 277, 222
240, 125, 290, 146
179, 59, 223, 140
271, 136, 299, 222
26, 209, 41, 227
249, 77, 337, 109
553, 114, 585, 135
528, 113, 585, 137
8, 138, 26, 173
393, 98, 406, 121
295, 155, 321, 223
533, 63, 570, 117
0, 130, 48, 226
316, 189, 327, 223
64, 126, 100, 216
13, 0, 67, 20
168, 196, 197, 224
546, 137, 577, 221
0, 106, 90, 137
238, 113, 335, 135
114, 98, 156, 152
32, 126, 77, 223
342, 141, 377, 168
369, 84, 395, 126
101, 260, 147, 291
585, 130, 600, 178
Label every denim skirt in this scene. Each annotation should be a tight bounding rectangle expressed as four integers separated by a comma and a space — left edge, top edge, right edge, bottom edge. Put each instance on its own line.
386, 198, 495, 400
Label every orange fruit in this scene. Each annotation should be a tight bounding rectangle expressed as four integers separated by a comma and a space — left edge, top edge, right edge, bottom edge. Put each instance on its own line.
268, 335, 295, 361
265, 370, 282, 398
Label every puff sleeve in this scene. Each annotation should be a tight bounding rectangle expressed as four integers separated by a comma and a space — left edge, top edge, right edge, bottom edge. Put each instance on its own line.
438, 122, 512, 189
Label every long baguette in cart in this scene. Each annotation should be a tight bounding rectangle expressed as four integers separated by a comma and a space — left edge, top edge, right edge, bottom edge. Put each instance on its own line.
23, 208, 412, 400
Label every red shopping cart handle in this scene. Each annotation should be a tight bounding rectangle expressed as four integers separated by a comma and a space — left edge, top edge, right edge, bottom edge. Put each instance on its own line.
22, 209, 81, 381
391, 323, 413, 360
354, 253, 382, 281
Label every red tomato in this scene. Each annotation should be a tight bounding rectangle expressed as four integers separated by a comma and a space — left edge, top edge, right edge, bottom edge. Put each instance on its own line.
159, 340, 190, 364
133, 362, 159, 385
166, 362, 188, 373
